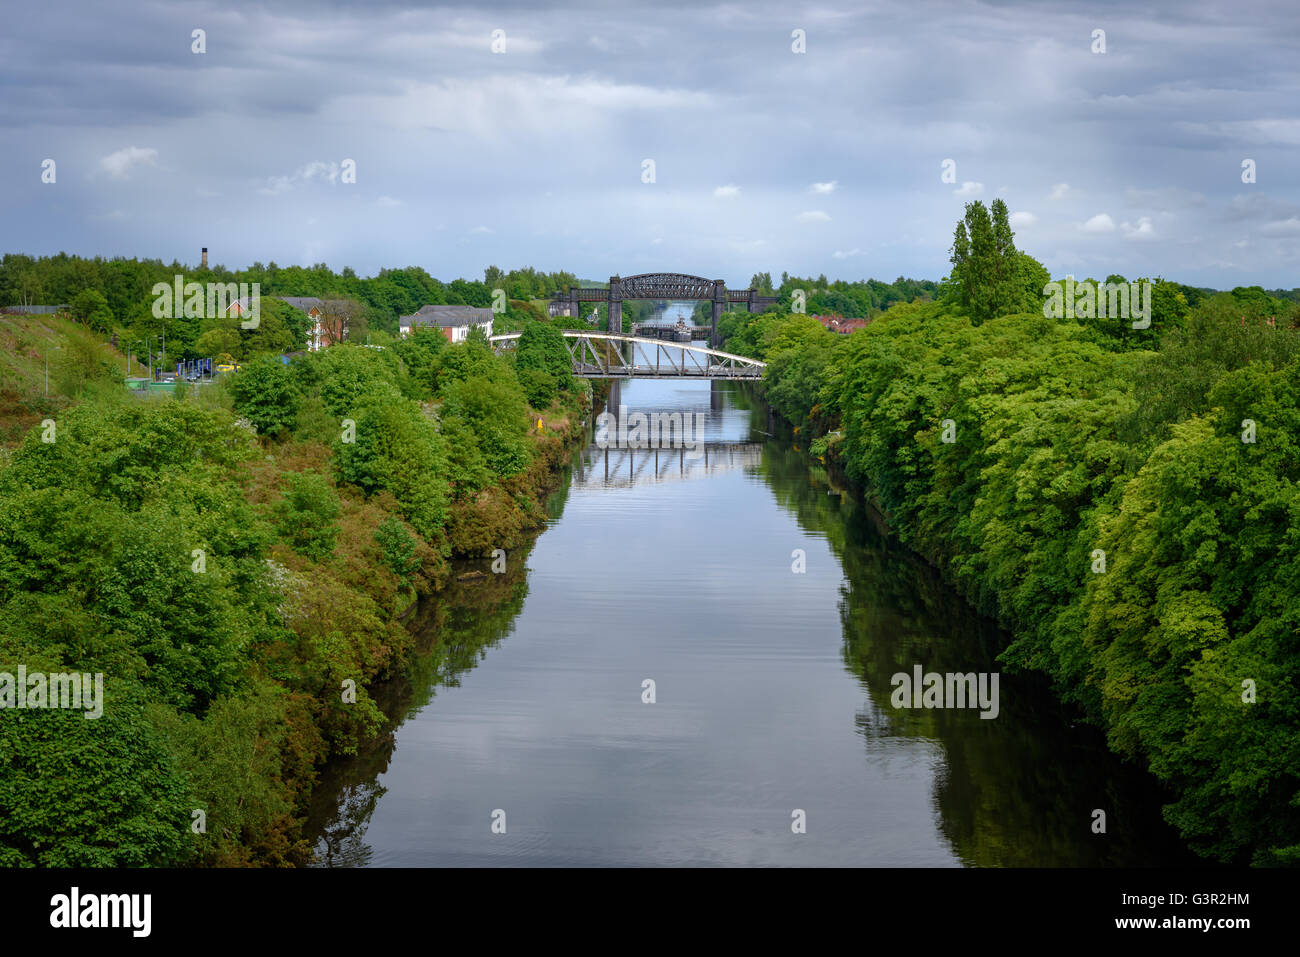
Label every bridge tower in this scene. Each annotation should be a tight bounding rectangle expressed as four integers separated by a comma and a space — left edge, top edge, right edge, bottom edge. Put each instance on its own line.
606, 377, 621, 420
608, 276, 623, 335
711, 279, 727, 348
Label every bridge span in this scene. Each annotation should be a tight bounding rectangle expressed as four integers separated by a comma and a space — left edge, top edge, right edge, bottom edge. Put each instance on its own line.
489, 330, 766, 380
548, 273, 779, 347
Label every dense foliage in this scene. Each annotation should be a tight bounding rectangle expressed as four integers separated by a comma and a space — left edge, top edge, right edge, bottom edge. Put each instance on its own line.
0, 308, 588, 866
0, 254, 585, 365
698, 273, 942, 329
723, 254, 1300, 865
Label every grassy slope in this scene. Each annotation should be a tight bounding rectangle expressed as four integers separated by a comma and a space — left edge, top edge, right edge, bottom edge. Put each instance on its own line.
0, 313, 130, 446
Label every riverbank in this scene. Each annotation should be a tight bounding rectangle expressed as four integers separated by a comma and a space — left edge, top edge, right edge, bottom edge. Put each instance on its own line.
717, 298, 1300, 866
230, 368, 603, 865
302, 376, 1200, 866
0, 331, 607, 867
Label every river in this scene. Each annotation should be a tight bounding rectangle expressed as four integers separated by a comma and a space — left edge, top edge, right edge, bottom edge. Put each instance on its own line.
305, 312, 1198, 867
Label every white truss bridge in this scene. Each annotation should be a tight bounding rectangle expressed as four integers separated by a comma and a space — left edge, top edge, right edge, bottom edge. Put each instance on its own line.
488, 331, 766, 380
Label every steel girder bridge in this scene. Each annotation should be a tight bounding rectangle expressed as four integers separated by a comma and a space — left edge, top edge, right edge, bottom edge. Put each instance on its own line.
548, 273, 780, 347
488, 330, 766, 380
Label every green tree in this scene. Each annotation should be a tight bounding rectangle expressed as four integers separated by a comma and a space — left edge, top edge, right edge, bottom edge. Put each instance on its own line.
441, 375, 531, 477
947, 200, 1041, 323
315, 344, 401, 418
515, 320, 572, 395
0, 687, 192, 866
374, 517, 420, 587
517, 367, 559, 408
230, 356, 301, 437
334, 400, 449, 542
274, 472, 341, 562
196, 324, 243, 360
392, 327, 447, 398
71, 289, 114, 333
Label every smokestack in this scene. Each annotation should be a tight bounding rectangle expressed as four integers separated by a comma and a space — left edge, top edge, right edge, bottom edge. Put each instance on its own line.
201, 247, 208, 268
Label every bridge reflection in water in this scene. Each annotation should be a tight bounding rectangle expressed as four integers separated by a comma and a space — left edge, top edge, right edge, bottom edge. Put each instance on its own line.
579, 440, 764, 489
304, 376, 1197, 868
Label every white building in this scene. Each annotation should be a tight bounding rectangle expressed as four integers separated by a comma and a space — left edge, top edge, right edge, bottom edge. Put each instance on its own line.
277, 297, 328, 351
399, 304, 494, 343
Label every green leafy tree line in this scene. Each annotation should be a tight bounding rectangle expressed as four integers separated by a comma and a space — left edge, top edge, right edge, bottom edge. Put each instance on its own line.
715, 221, 1300, 865
0, 306, 587, 866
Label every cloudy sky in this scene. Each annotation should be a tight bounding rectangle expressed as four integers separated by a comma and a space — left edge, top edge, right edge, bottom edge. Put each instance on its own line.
2, 0, 1298, 288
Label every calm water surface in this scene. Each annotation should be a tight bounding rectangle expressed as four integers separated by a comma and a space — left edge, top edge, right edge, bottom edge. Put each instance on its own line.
307, 331, 1196, 867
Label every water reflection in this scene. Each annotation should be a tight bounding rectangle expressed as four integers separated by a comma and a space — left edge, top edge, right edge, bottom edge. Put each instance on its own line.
744, 413, 1200, 867
304, 378, 1199, 867
579, 441, 763, 488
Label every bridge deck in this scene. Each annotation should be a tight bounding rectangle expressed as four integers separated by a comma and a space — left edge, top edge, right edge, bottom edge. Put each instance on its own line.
571, 366, 761, 379
489, 331, 766, 380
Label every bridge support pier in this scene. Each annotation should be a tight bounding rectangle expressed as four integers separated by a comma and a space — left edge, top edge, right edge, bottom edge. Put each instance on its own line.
711, 278, 728, 349
607, 275, 623, 335
606, 378, 621, 421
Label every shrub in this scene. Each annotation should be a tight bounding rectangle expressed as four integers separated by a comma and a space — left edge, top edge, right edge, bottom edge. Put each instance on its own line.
517, 367, 558, 408
231, 356, 300, 438
274, 472, 341, 562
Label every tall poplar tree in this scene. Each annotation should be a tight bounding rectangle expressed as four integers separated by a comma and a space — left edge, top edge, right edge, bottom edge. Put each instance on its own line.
948, 199, 1043, 324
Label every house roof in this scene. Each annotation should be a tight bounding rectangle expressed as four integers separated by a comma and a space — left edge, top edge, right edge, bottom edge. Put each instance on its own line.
276, 296, 324, 314
399, 304, 494, 327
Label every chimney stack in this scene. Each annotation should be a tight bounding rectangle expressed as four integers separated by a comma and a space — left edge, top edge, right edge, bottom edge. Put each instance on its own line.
201, 247, 208, 268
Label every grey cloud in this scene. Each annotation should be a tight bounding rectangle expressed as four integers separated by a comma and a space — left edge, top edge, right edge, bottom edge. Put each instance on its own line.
1, 0, 1297, 287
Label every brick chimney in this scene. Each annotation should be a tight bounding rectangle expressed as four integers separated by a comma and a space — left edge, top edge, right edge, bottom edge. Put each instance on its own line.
201, 247, 208, 268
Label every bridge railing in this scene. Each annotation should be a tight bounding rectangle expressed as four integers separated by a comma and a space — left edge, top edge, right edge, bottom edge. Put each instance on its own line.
488, 331, 766, 379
